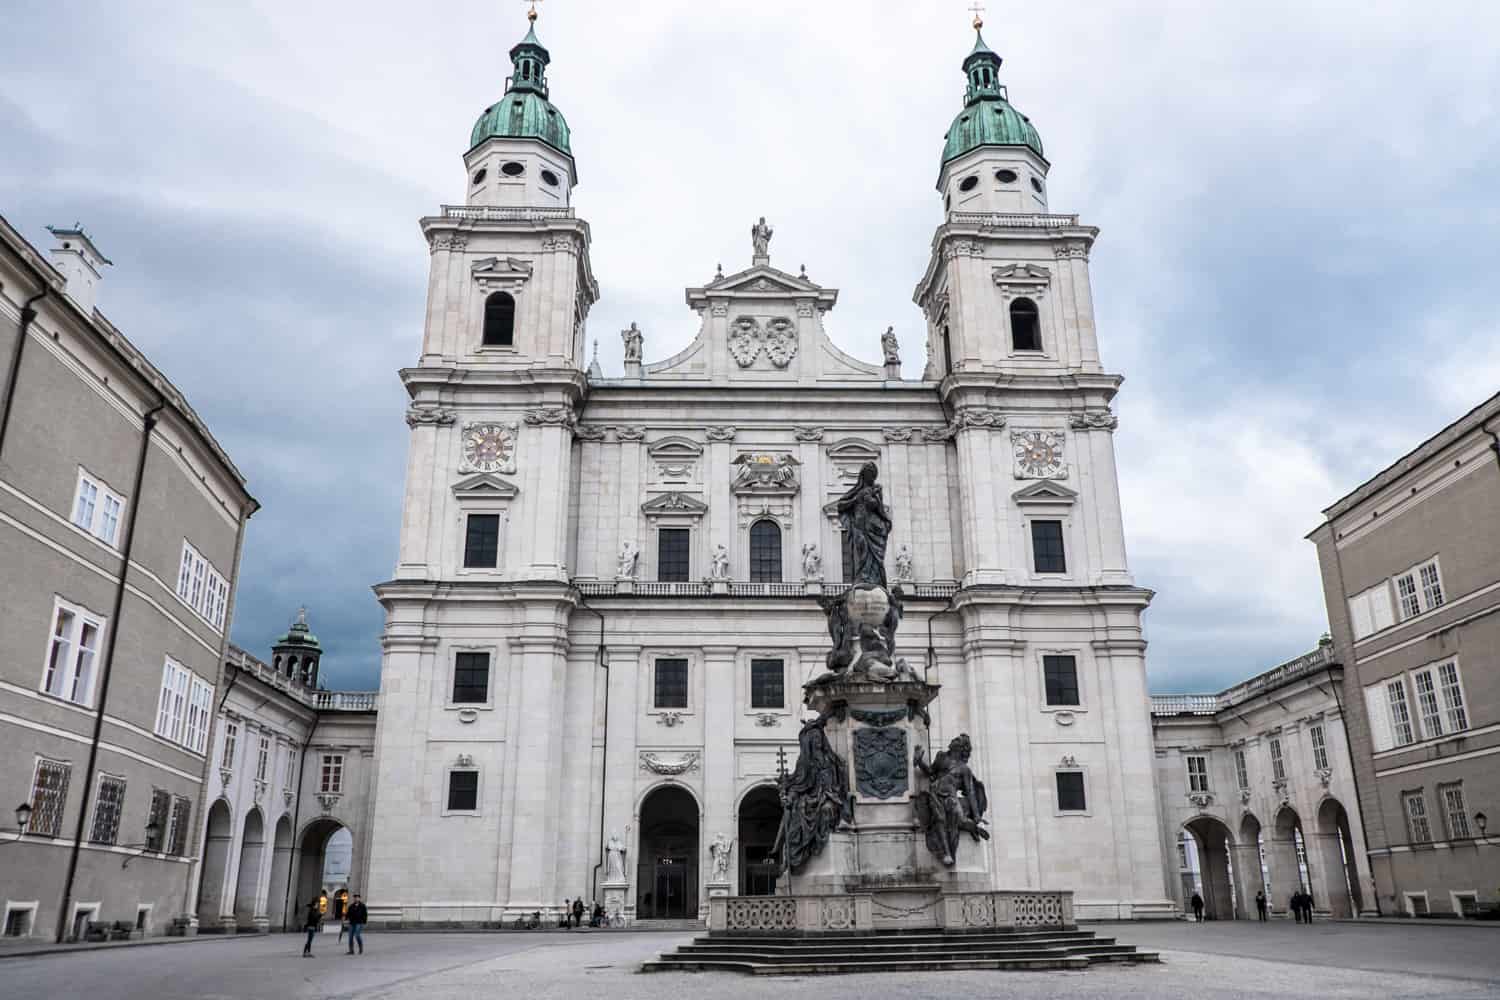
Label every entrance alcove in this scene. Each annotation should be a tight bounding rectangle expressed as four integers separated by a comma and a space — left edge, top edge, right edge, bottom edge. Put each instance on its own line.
1316, 797, 1362, 917
736, 785, 783, 896
1183, 816, 1238, 920
636, 785, 699, 919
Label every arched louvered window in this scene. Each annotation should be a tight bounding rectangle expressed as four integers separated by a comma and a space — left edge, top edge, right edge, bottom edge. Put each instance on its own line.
749, 520, 783, 583
1010, 297, 1041, 352
483, 291, 515, 347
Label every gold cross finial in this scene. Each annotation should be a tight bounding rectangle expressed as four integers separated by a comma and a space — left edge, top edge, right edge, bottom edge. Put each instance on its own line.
969, 2, 985, 29
525, 0, 542, 22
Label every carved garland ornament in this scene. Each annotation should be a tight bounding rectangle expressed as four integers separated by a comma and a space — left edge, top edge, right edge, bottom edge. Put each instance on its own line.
406, 404, 456, 428
639, 751, 700, 775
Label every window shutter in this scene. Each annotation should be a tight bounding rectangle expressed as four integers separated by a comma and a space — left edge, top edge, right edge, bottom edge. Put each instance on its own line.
1370, 585, 1395, 632
1364, 684, 1394, 753
1348, 593, 1373, 640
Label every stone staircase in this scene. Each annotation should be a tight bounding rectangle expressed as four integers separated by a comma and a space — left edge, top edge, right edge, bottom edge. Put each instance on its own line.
642, 927, 1160, 975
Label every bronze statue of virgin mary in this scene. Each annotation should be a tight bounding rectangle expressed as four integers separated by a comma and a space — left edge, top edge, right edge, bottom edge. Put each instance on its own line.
835, 462, 892, 588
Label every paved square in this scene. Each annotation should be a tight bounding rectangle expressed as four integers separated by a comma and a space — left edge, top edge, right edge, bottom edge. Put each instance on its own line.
2, 923, 1496, 999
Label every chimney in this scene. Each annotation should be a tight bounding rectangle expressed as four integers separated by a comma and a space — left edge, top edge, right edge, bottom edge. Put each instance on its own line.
46, 224, 112, 315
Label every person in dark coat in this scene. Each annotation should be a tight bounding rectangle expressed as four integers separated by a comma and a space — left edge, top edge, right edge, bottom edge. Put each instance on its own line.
302, 898, 321, 956
1255, 890, 1268, 921
572, 897, 585, 928
1190, 893, 1205, 922
346, 894, 368, 955
1290, 890, 1303, 923
1302, 890, 1314, 923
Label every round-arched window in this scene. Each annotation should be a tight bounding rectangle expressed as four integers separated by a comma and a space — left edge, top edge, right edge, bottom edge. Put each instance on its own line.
995, 169, 1018, 184
1010, 297, 1041, 352
483, 291, 516, 347
540, 169, 560, 187
958, 175, 979, 193
749, 519, 783, 583
501, 161, 525, 177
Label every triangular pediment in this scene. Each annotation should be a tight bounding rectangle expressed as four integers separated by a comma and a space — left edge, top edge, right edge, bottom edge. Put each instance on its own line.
641, 491, 709, 517
452, 473, 520, 500
471, 256, 534, 280
992, 262, 1051, 282
1012, 480, 1078, 505
710, 264, 818, 294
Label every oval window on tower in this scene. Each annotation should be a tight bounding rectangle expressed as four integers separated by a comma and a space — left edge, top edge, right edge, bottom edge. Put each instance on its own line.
1031, 177, 1044, 194
995, 169, 1018, 184
471, 168, 488, 185
501, 161, 525, 177
540, 169, 560, 187
959, 175, 979, 193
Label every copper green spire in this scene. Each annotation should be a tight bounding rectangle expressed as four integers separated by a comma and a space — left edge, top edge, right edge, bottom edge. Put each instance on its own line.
940, 20, 1044, 165
468, 10, 572, 156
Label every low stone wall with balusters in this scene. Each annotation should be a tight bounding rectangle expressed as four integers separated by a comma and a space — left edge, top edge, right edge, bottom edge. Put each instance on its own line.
708, 890, 1074, 936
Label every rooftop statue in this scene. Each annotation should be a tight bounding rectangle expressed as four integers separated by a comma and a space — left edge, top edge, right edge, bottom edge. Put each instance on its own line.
750, 216, 774, 258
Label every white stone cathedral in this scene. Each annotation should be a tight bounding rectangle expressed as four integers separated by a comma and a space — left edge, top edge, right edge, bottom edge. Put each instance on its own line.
365, 15, 1175, 924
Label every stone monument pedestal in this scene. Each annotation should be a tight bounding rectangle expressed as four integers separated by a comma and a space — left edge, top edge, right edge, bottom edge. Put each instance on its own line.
601, 880, 629, 927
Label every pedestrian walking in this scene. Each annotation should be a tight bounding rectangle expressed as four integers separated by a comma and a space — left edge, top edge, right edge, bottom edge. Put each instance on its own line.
346, 894, 368, 955
1302, 890, 1314, 923
1190, 893, 1205, 922
1255, 890, 1267, 921
302, 898, 321, 957
572, 897, 584, 928
1290, 891, 1303, 923
562, 899, 571, 929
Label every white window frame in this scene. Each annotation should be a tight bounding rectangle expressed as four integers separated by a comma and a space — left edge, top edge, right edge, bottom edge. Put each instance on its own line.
1410, 667, 1444, 740
1440, 784, 1471, 840
441, 766, 482, 817
185, 675, 212, 754
1268, 737, 1286, 782
175, 540, 229, 631
644, 650, 697, 718
40, 597, 105, 708
1403, 891, 1429, 917
1435, 661, 1469, 733
1186, 754, 1210, 794
447, 646, 497, 711
320, 753, 344, 794
1386, 679, 1416, 747
1053, 766, 1090, 816
256, 735, 271, 782
1309, 725, 1329, 772
1233, 748, 1249, 790
1403, 790, 1432, 844
71, 468, 126, 547
742, 650, 795, 720
67, 901, 100, 942
1394, 557, 1445, 621
2, 901, 39, 938
1347, 581, 1396, 640
222, 721, 239, 773
134, 903, 153, 935
1451, 891, 1480, 918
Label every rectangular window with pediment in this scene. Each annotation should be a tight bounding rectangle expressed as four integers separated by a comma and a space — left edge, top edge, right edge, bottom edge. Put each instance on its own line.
464, 514, 500, 568
658, 529, 690, 582
1031, 520, 1067, 574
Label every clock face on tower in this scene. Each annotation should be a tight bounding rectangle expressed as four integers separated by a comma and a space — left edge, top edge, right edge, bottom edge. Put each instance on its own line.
1012, 429, 1066, 480
459, 422, 518, 475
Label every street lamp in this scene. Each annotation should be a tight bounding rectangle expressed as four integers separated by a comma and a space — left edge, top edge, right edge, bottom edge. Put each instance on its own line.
120, 817, 163, 869
1, 802, 34, 846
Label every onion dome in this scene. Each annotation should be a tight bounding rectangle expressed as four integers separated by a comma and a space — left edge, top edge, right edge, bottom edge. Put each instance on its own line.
469, 14, 572, 156
940, 25, 1044, 165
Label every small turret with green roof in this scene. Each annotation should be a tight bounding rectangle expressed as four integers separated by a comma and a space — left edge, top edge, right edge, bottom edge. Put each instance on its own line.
941, 21, 1043, 167
469, 8, 572, 157
273, 607, 323, 688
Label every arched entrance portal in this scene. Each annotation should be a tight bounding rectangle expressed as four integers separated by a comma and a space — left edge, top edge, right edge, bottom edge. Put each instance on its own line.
294, 819, 351, 927
196, 800, 233, 927
233, 809, 266, 927
1183, 816, 1239, 920
266, 817, 293, 929
636, 786, 699, 919
737, 786, 783, 896
1316, 798, 1363, 918
1272, 806, 1312, 911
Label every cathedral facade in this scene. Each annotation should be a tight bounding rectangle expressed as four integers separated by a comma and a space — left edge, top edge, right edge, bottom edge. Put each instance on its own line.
364, 17, 1174, 924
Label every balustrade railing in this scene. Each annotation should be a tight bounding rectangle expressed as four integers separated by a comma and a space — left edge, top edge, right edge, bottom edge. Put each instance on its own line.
225, 647, 377, 713
440, 204, 574, 221
1151, 645, 1335, 717
947, 211, 1081, 229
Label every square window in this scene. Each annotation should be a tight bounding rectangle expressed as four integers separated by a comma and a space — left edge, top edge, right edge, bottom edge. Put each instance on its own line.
464, 514, 500, 568
1042, 655, 1079, 706
654, 658, 688, 709
447, 770, 479, 812
1056, 771, 1087, 812
1031, 520, 1066, 574
657, 529, 690, 582
452, 651, 490, 704
750, 659, 784, 710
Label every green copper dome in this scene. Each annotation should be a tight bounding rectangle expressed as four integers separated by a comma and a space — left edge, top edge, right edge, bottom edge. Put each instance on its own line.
940, 28, 1044, 165
468, 19, 573, 157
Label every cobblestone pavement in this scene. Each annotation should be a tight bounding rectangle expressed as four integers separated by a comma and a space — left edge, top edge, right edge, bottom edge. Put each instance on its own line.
3, 922, 1496, 999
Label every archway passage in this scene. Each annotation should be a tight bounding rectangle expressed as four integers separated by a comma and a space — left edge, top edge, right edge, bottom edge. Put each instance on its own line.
1239, 813, 1270, 912
266, 816, 293, 930
233, 809, 266, 927
637, 786, 699, 919
1184, 816, 1238, 920
1316, 798, 1363, 918
196, 800, 233, 927
737, 786, 783, 896
1272, 806, 1312, 912
293, 819, 351, 929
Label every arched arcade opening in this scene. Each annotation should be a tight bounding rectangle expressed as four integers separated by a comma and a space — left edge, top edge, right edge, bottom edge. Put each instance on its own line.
737, 785, 783, 896
636, 785, 699, 919
1316, 797, 1363, 918
1183, 815, 1240, 920
196, 800, 234, 927
232, 809, 265, 927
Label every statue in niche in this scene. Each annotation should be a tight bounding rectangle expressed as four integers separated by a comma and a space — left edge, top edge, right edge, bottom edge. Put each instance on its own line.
835, 462, 892, 588
773, 712, 852, 872
621, 322, 643, 363
709, 544, 730, 580
709, 832, 733, 880
801, 542, 822, 580
605, 830, 627, 881
750, 216, 774, 257
894, 544, 914, 583
617, 539, 640, 579
914, 733, 990, 867
881, 325, 900, 365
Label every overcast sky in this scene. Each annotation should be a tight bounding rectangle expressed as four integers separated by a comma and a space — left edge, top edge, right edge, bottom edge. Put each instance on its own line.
4, 2, 1497, 693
